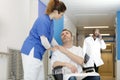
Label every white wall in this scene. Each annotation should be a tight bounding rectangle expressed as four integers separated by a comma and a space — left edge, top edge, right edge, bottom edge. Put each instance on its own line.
64, 15, 77, 45
0, 0, 38, 79
64, 15, 76, 35
77, 33, 85, 47
0, 0, 38, 52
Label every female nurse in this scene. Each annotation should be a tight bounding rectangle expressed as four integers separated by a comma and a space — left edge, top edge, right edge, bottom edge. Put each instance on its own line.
21, 0, 66, 80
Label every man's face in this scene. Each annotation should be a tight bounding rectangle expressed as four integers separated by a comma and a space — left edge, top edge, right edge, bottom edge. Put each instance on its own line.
93, 29, 100, 37
61, 30, 72, 43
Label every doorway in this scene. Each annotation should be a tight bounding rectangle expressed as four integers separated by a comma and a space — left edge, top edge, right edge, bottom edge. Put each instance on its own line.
99, 43, 115, 80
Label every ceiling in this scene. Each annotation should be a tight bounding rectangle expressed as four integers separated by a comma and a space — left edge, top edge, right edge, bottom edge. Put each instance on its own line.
41, 0, 120, 35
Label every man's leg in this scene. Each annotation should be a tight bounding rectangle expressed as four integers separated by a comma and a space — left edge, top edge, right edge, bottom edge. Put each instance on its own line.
53, 74, 63, 80
68, 76, 77, 80
94, 64, 99, 72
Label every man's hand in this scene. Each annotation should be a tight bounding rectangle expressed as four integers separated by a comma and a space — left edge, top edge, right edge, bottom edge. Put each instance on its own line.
48, 46, 58, 51
65, 63, 78, 73
99, 34, 102, 40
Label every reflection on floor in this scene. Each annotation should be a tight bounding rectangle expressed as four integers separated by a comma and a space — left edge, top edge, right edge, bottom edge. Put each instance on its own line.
101, 76, 115, 80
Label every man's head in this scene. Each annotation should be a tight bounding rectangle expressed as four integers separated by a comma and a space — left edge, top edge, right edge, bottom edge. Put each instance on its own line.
93, 28, 100, 37
61, 29, 73, 44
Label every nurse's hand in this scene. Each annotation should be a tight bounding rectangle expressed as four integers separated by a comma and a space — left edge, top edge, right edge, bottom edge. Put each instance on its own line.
48, 46, 58, 52
57, 46, 68, 54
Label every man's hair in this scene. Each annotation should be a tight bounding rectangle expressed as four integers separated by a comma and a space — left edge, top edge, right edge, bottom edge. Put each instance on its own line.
62, 29, 72, 36
93, 28, 100, 33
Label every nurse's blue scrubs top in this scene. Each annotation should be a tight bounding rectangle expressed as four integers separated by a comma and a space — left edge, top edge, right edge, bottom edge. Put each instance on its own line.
21, 14, 54, 60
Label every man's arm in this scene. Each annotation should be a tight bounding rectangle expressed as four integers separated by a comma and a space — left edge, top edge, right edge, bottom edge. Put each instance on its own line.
63, 50, 84, 65
53, 61, 78, 73
52, 61, 66, 68
100, 39, 106, 49
98, 34, 106, 49
57, 46, 84, 65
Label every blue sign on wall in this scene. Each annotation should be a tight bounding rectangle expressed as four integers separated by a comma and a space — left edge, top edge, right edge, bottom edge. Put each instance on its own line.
117, 11, 120, 60
54, 17, 64, 45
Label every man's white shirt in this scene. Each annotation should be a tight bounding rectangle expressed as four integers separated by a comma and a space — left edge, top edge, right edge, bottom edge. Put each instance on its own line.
51, 46, 84, 73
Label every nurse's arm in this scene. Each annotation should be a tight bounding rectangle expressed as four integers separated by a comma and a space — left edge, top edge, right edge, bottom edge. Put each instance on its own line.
40, 36, 51, 49
51, 38, 59, 46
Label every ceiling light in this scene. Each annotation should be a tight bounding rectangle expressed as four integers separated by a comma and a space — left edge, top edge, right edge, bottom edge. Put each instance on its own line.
84, 26, 109, 28
76, 14, 109, 16
89, 34, 110, 36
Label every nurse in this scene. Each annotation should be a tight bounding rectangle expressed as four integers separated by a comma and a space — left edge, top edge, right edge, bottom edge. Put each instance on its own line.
21, 0, 66, 80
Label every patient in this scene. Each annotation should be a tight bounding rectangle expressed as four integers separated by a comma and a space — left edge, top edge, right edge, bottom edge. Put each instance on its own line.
51, 29, 84, 80
51, 29, 100, 80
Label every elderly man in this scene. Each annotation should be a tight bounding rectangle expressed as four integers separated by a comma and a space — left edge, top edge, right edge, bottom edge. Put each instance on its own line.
51, 29, 100, 80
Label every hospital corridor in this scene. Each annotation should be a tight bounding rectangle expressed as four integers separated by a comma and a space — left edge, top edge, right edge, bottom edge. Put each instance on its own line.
0, 0, 120, 80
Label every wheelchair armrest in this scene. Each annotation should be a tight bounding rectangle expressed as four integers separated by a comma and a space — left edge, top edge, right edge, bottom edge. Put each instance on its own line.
52, 66, 63, 80
52, 66, 63, 74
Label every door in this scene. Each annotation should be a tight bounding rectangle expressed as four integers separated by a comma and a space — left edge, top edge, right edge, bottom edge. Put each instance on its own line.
99, 43, 114, 76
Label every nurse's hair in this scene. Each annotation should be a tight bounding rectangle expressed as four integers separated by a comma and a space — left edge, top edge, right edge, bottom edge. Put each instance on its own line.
46, 0, 67, 15
62, 29, 72, 37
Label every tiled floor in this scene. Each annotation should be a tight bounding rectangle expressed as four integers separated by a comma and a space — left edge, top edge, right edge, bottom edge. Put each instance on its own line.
76, 76, 115, 80
101, 76, 115, 80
